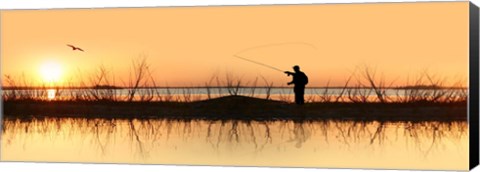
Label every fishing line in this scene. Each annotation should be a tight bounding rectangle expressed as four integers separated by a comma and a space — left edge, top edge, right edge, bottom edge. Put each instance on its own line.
235, 41, 318, 55
233, 41, 318, 72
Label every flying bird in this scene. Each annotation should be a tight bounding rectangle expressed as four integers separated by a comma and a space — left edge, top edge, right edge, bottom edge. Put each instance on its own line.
67, 44, 84, 52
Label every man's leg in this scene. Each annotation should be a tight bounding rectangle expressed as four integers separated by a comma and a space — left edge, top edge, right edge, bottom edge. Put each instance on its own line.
299, 86, 305, 104
294, 87, 302, 105
293, 87, 299, 104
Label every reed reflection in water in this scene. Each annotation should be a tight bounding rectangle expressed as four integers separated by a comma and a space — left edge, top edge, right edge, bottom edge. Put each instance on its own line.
1, 118, 468, 170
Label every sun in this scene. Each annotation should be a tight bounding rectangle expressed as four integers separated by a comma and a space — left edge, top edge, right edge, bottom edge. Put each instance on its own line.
40, 61, 62, 84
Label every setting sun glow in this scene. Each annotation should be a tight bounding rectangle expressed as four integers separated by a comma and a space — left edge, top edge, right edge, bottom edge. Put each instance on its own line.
40, 61, 62, 84
2, 3, 469, 87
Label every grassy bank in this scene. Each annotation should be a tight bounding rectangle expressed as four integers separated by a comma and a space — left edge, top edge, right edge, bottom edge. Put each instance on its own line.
3, 95, 467, 121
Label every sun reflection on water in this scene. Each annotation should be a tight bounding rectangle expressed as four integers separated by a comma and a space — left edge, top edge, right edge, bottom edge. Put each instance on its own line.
47, 89, 56, 100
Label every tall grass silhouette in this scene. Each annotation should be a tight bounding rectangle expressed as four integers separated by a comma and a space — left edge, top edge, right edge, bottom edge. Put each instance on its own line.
2, 60, 467, 104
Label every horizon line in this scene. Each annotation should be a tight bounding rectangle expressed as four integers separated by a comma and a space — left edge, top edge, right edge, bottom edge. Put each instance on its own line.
1, 85, 468, 90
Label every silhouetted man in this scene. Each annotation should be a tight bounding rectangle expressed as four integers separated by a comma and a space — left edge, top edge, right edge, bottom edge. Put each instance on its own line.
285, 65, 308, 105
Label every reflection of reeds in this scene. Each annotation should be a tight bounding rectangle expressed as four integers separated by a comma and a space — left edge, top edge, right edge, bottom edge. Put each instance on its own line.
2, 118, 467, 159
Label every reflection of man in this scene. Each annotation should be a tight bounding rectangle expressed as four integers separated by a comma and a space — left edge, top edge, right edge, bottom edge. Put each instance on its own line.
285, 65, 308, 105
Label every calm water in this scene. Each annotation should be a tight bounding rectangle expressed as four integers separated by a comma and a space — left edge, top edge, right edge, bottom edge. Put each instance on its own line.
1, 118, 468, 170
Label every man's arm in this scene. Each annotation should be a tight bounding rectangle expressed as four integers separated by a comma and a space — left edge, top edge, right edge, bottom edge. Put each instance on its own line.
284, 71, 294, 76
284, 71, 294, 85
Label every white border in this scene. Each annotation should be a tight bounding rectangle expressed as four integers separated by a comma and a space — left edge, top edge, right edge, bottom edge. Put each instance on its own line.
0, 0, 478, 172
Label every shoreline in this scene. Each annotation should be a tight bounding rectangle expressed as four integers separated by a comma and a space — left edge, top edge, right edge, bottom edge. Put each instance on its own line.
2, 95, 467, 121
1, 86, 467, 90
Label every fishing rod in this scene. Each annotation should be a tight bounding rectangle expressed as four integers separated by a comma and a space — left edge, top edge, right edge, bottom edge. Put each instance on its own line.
234, 54, 284, 73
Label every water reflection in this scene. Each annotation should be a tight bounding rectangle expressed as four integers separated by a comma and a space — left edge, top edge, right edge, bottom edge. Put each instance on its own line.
1, 118, 468, 170
47, 89, 56, 100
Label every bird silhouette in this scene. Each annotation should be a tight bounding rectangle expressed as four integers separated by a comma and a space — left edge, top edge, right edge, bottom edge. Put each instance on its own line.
67, 44, 84, 52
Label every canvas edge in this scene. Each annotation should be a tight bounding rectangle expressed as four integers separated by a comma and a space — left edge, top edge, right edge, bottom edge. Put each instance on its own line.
469, 1, 480, 170
0, 1, 475, 171
0, 10, 4, 162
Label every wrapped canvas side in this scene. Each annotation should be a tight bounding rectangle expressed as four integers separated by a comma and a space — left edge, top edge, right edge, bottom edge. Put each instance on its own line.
470, 1, 480, 170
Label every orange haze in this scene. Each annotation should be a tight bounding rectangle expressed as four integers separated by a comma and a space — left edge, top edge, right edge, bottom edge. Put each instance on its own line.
1, 2, 469, 87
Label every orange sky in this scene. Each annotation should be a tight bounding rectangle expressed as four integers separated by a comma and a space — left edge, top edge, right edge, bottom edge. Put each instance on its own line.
0, 2, 469, 87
